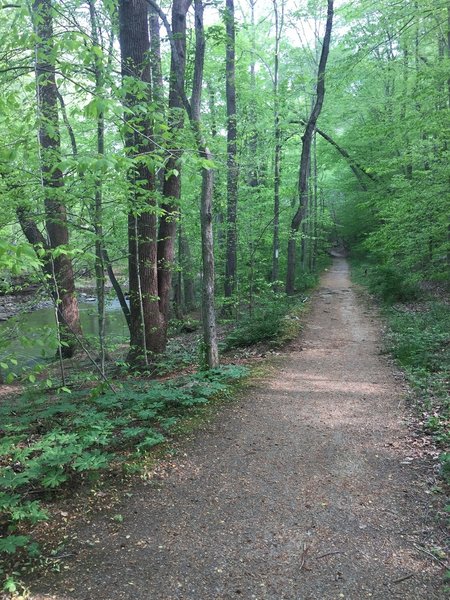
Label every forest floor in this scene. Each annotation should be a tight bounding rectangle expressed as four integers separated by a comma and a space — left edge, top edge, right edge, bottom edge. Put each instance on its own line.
28, 259, 448, 600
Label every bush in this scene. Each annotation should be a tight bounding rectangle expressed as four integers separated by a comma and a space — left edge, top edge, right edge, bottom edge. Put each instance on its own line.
387, 303, 450, 376
365, 264, 420, 304
225, 296, 307, 350
385, 302, 450, 472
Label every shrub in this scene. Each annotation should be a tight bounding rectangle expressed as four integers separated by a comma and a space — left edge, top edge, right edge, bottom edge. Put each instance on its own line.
365, 264, 420, 304
224, 295, 308, 350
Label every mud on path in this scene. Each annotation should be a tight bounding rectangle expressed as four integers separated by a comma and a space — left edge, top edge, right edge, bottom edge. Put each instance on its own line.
31, 260, 447, 599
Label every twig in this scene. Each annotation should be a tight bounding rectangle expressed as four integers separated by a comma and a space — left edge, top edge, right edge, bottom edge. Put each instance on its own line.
316, 550, 344, 559
391, 573, 415, 585
52, 552, 77, 560
299, 542, 308, 570
413, 544, 450, 569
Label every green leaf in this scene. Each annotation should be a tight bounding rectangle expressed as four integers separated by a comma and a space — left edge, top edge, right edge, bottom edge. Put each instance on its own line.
72, 451, 111, 471
0, 535, 29, 554
41, 469, 68, 488
136, 433, 165, 451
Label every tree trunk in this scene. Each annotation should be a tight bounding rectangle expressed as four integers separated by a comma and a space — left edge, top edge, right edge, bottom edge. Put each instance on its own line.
88, 0, 106, 373
157, 0, 192, 344
180, 228, 196, 312
271, 0, 284, 286
191, 0, 219, 367
224, 0, 238, 300
149, 2, 164, 106
148, 0, 219, 368
311, 131, 318, 272
32, 0, 82, 358
118, 0, 162, 364
200, 149, 219, 368
207, 80, 225, 252
286, 0, 334, 294
247, 0, 259, 188
149, 1, 165, 192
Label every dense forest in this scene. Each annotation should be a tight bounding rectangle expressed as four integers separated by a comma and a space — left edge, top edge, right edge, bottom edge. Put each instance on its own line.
0, 0, 448, 370
0, 0, 449, 592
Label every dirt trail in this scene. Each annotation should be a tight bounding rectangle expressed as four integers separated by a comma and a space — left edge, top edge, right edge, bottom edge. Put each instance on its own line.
32, 259, 446, 599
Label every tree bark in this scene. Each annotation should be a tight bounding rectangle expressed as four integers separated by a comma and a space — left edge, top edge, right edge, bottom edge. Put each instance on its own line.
286, 0, 334, 294
179, 226, 196, 312
207, 80, 225, 252
149, 1, 164, 106
119, 0, 162, 364
311, 130, 318, 272
200, 147, 219, 368
157, 0, 191, 344
146, 0, 219, 368
32, 0, 82, 357
224, 0, 238, 300
190, 0, 218, 366
149, 1, 165, 192
88, 0, 106, 373
247, 0, 259, 188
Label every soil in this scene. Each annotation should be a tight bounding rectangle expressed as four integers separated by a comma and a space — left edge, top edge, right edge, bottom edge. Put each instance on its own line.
28, 259, 448, 599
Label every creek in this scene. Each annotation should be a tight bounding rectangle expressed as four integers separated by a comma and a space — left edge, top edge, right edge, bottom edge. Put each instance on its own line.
0, 298, 128, 372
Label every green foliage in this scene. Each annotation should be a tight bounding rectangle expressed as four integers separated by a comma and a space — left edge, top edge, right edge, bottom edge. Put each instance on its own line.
225, 295, 308, 349
0, 365, 247, 585
328, 0, 449, 290
358, 268, 449, 483
385, 303, 450, 456
355, 263, 420, 304
0, 241, 42, 278
387, 304, 450, 378
0, 535, 29, 554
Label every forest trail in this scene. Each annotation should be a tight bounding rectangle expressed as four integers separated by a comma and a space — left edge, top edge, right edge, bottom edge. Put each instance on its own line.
32, 259, 446, 600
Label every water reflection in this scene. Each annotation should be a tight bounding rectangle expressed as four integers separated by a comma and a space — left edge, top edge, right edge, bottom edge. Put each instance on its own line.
0, 299, 128, 369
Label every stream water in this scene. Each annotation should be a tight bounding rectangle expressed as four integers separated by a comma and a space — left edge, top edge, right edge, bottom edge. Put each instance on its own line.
0, 299, 128, 371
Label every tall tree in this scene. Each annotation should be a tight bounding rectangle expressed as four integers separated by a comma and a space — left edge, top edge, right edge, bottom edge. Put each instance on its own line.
286, 0, 334, 294
88, 0, 107, 373
224, 0, 238, 301
157, 0, 191, 340
149, 0, 219, 367
271, 0, 285, 285
119, 0, 161, 363
191, 0, 219, 368
31, 0, 82, 357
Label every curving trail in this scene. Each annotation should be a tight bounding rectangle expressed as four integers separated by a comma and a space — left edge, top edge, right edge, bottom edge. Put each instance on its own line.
32, 259, 446, 600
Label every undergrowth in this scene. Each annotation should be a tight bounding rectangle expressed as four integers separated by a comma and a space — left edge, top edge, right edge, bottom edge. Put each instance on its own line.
351, 258, 449, 483
0, 364, 247, 592
386, 304, 450, 474
352, 260, 420, 304
225, 290, 312, 351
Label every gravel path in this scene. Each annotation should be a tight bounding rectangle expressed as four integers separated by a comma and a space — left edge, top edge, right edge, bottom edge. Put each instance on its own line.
32, 259, 446, 599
